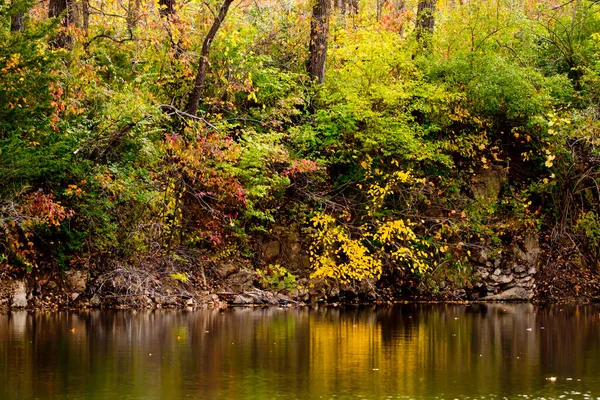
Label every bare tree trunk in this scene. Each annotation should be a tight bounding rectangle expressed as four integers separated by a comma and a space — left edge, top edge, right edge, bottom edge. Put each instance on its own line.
416, 0, 435, 48
49, 0, 74, 47
82, 0, 89, 31
187, 0, 234, 116
377, 0, 385, 20
10, 14, 24, 31
395, 0, 407, 36
348, 0, 358, 14
308, 0, 331, 84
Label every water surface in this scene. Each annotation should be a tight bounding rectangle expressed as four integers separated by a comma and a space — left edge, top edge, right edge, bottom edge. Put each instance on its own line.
1, 304, 599, 399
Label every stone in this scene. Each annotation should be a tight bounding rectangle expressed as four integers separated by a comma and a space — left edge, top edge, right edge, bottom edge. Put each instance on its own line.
11, 280, 28, 308
514, 265, 527, 274
290, 286, 309, 302
214, 263, 237, 279
517, 280, 534, 288
64, 270, 88, 293
226, 270, 255, 292
527, 266, 537, 275
481, 286, 533, 301
493, 268, 502, 276
471, 166, 504, 202
300, 256, 311, 271
71, 292, 79, 301
276, 293, 291, 304
497, 274, 514, 284
264, 241, 281, 261
475, 269, 490, 280
231, 292, 276, 305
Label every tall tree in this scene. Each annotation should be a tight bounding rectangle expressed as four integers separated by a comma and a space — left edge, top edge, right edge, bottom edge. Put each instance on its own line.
415, 0, 435, 47
187, 0, 234, 116
48, 0, 74, 47
158, 0, 176, 18
10, 14, 24, 31
307, 0, 331, 84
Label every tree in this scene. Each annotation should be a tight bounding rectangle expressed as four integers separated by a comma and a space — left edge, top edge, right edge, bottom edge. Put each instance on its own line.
48, 0, 73, 47
416, 0, 436, 47
308, 0, 331, 83
187, 0, 234, 116
158, 0, 176, 18
11, 14, 24, 31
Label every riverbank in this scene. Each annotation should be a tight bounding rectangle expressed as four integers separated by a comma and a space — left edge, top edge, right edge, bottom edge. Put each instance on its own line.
2, 257, 599, 311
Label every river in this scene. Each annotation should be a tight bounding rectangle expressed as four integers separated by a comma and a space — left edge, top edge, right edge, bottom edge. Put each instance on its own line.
1, 304, 599, 399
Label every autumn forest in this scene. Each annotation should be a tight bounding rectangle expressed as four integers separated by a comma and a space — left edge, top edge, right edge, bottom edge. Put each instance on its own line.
1, 0, 600, 308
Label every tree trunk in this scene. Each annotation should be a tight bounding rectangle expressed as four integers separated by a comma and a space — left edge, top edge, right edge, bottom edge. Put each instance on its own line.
82, 0, 89, 31
307, 0, 331, 84
10, 14, 24, 31
348, 0, 358, 14
376, 0, 384, 20
49, 0, 74, 47
187, 0, 234, 116
158, 0, 176, 18
394, 0, 407, 36
416, 0, 435, 48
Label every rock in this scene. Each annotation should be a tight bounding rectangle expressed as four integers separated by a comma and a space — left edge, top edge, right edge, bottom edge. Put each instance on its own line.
300, 256, 311, 271
475, 268, 490, 280
71, 292, 79, 301
185, 298, 194, 307
290, 286, 309, 302
339, 284, 358, 300
264, 241, 281, 261
471, 166, 504, 202
481, 287, 533, 301
514, 265, 527, 274
493, 268, 502, 276
226, 270, 255, 292
496, 274, 514, 284
474, 249, 489, 264
276, 293, 291, 304
231, 292, 276, 305
517, 280, 534, 289
214, 263, 238, 279
64, 270, 88, 293
11, 280, 28, 308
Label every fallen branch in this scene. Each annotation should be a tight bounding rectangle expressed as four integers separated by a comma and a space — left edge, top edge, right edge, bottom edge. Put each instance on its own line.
159, 104, 219, 131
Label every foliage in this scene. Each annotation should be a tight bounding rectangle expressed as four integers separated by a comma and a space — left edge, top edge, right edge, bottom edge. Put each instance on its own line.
256, 264, 296, 290
2, 0, 600, 297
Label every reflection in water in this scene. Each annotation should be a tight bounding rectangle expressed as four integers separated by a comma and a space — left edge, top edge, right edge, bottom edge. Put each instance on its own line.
0, 304, 599, 399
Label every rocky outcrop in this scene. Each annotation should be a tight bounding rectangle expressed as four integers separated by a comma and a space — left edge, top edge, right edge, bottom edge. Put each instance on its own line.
260, 224, 309, 273
64, 270, 88, 293
473, 234, 541, 301
11, 280, 28, 308
471, 166, 505, 202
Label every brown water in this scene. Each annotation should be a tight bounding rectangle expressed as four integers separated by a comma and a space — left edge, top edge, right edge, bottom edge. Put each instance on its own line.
1, 304, 599, 399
